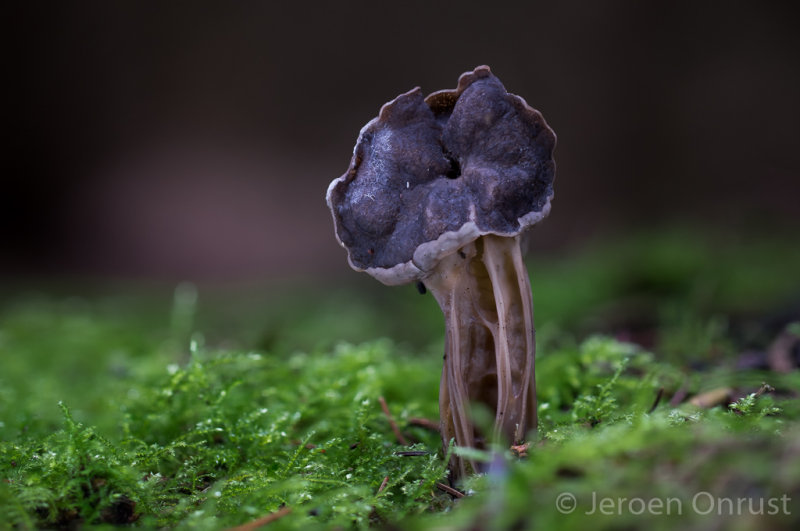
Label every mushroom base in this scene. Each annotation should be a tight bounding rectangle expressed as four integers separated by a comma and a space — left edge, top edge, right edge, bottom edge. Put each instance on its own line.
424, 234, 537, 479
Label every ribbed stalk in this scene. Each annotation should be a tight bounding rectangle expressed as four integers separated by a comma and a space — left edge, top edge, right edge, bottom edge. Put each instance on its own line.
424, 234, 537, 479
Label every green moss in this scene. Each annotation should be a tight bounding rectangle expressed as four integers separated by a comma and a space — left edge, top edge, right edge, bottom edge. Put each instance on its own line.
1, 230, 799, 529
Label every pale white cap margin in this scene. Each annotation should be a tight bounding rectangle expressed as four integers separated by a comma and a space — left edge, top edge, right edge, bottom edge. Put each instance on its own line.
326, 174, 553, 286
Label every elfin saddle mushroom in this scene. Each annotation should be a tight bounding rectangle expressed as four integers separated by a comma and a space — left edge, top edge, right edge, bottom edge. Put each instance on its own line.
327, 65, 556, 479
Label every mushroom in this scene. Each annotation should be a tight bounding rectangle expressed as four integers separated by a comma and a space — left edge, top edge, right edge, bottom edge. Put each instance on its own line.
326, 66, 555, 478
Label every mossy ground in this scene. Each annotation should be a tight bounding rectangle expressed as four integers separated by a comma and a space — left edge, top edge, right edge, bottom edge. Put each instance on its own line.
1, 229, 799, 529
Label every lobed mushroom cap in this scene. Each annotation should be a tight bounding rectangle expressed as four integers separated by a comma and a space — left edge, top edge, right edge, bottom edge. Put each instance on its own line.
326, 65, 556, 286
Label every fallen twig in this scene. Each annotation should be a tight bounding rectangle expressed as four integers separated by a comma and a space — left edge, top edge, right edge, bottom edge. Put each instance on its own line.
689, 387, 732, 408
377, 475, 389, 494
379, 396, 409, 446
754, 382, 775, 398
648, 387, 665, 414
436, 482, 465, 498
394, 450, 430, 457
225, 506, 291, 531
669, 386, 688, 407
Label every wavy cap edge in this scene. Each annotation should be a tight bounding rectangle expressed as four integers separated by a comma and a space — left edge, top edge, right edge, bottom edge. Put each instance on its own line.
325, 66, 556, 287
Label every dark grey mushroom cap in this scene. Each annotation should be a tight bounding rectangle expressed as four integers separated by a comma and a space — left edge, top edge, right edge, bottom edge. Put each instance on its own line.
326, 65, 556, 286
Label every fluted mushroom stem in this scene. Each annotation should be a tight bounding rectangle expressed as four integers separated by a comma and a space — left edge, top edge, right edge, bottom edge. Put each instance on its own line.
424, 234, 537, 479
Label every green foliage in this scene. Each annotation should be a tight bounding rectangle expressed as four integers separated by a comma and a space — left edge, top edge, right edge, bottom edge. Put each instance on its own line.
728, 387, 782, 420
1, 230, 799, 529
536, 336, 681, 431
2, 339, 449, 528
569, 355, 629, 425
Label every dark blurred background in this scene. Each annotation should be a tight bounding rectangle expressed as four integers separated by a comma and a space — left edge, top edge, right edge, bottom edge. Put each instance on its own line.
5, 1, 799, 284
